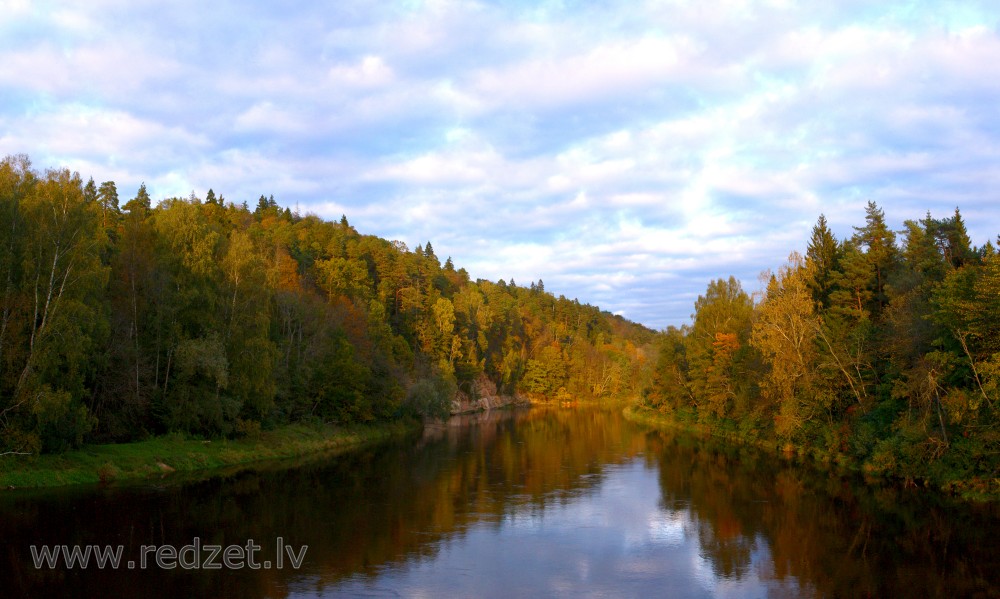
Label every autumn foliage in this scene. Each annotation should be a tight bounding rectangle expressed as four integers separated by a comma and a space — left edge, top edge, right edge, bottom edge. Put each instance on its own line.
641, 203, 1000, 492
0, 155, 653, 454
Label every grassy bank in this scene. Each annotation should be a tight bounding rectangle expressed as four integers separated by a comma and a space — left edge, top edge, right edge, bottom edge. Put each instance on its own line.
0, 419, 420, 490
623, 405, 1000, 501
623, 405, 793, 457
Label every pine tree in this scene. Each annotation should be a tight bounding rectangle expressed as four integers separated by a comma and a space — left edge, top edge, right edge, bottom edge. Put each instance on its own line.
124, 183, 151, 215
97, 181, 119, 228
939, 207, 973, 268
901, 213, 946, 284
83, 177, 97, 204
851, 200, 898, 314
805, 214, 839, 310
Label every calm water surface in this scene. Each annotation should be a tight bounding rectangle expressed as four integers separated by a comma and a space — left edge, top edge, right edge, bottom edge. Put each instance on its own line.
2, 407, 999, 598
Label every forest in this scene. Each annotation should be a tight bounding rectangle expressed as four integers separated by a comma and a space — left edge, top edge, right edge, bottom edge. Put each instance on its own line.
639, 201, 1000, 493
0, 155, 654, 455
5, 152, 998, 495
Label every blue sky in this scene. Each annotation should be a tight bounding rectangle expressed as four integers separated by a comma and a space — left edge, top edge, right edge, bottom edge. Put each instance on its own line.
3, 0, 1000, 329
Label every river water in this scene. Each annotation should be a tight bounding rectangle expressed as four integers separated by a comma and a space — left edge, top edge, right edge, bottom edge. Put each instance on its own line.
2, 406, 999, 598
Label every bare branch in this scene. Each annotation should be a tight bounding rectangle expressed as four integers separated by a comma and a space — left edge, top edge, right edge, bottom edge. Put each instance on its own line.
955, 329, 994, 410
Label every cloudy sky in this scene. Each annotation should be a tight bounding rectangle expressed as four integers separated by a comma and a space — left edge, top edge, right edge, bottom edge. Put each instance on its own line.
2, 0, 1000, 329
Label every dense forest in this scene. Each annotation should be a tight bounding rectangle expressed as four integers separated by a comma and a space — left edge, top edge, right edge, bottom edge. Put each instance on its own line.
640, 201, 1000, 492
0, 155, 654, 455
6, 152, 998, 493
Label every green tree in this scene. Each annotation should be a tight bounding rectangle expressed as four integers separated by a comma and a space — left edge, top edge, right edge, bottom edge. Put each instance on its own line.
159, 333, 236, 436
82, 177, 97, 204
0, 156, 34, 451
316, 256, 371, 303
643, 325, 692, 412
805, 214, 839, 310
851, 200, 898, 315
123, 182, 151, 216
93, 192, 159, 439
97, 180, 119, 229
7, 168, 106, 451
937, 208, 973, 269
522, 342, 568, 397
933, 251, 1000, 425
816, 241, 877, 411
0, 154, 659, 449
687, 277, 755, 419
221, 228, 276, 420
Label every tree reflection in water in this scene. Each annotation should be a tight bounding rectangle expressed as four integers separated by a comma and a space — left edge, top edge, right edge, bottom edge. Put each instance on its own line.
649, 428, 1000, 598
2, 407, 1000, 598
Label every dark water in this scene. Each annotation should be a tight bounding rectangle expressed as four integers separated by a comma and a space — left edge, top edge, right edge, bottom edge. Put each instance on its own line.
2, 407, 1000, 598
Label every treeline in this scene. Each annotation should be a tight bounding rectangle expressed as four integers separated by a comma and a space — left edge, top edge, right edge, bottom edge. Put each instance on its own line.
641, 201, 1000, 490
0, 155, 653, 454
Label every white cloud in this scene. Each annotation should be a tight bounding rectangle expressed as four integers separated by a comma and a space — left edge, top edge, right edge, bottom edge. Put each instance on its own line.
3, 0, 1000, 328
470, 35, 695, 110
0, 104, 208, 168
328, 55, 395, 88
365, 149, 496, 185
234, 102, 310, 134
0, 0, 32, 15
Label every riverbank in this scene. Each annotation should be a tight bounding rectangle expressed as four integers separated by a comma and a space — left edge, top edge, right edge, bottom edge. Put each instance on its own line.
450, 374, 532, 415
0, 419, 420, 490
623, 405, 802, 463
623, 405, 1000, 502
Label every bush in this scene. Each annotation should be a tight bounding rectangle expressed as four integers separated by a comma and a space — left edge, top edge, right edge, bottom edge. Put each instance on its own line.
97, 462, 120, 483
32, 386, 96, 453
234, 418, 262, 440
405, 376, 455, 419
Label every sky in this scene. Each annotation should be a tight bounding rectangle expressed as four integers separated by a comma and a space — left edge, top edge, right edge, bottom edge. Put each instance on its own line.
2, 0, 1000, 330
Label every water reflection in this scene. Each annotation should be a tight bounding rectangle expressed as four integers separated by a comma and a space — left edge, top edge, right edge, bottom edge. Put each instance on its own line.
648, 429, 1000, 598
2, 407, 999, 598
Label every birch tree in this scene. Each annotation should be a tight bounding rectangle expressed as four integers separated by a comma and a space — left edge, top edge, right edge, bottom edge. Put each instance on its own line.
752, 254, 827, 439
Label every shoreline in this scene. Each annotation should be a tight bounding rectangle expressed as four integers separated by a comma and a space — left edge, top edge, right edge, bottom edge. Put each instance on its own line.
623, 405, 1000, 502
0, 419, 420, 491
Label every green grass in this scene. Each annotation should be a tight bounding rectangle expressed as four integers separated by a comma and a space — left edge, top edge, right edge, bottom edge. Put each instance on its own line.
0, 419, 419, 490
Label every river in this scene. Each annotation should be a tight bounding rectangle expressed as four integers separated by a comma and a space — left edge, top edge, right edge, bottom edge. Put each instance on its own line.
2, 406, 999, 597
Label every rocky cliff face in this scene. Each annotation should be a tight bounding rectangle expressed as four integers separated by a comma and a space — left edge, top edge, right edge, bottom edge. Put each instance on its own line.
450, 374, 531, 415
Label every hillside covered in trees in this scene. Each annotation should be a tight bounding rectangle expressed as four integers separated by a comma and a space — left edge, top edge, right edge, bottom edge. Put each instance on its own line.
640, 201, 1000, 493
0, 155, 654, 455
